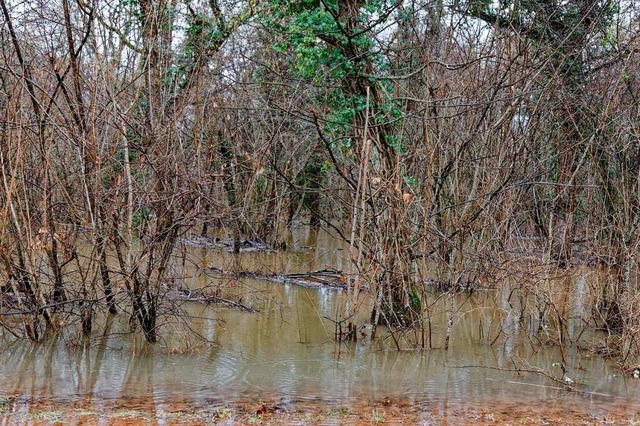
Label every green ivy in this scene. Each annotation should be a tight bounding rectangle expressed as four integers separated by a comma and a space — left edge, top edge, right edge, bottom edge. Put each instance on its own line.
262, 0, 404, 151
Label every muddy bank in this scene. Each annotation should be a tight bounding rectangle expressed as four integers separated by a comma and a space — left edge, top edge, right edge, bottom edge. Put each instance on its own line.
0, 396, 637, 425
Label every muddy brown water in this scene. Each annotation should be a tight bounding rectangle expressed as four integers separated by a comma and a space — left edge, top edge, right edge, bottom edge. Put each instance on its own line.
1, 228, 640, 423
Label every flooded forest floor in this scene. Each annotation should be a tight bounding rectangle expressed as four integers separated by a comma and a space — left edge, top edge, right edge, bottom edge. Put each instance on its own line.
2, 230, 640, 424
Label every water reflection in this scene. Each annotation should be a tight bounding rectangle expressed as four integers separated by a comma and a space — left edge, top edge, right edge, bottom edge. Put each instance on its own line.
0, 229, 639, 419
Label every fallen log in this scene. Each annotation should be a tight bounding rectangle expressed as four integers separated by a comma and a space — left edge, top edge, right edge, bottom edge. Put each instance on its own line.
178, 236, 269, 252
166, 288, 257, 313
207, 267, 350, 290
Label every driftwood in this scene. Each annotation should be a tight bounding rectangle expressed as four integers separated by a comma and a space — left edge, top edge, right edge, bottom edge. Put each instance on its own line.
207, 267, 349, 290
178, 235, 269, 252
165, 288, 257, 313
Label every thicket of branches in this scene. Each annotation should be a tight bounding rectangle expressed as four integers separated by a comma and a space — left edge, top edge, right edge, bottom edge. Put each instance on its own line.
1, 0, 639, 360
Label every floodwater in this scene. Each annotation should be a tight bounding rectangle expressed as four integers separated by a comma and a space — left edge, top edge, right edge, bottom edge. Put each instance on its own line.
1, 227, 640, 422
